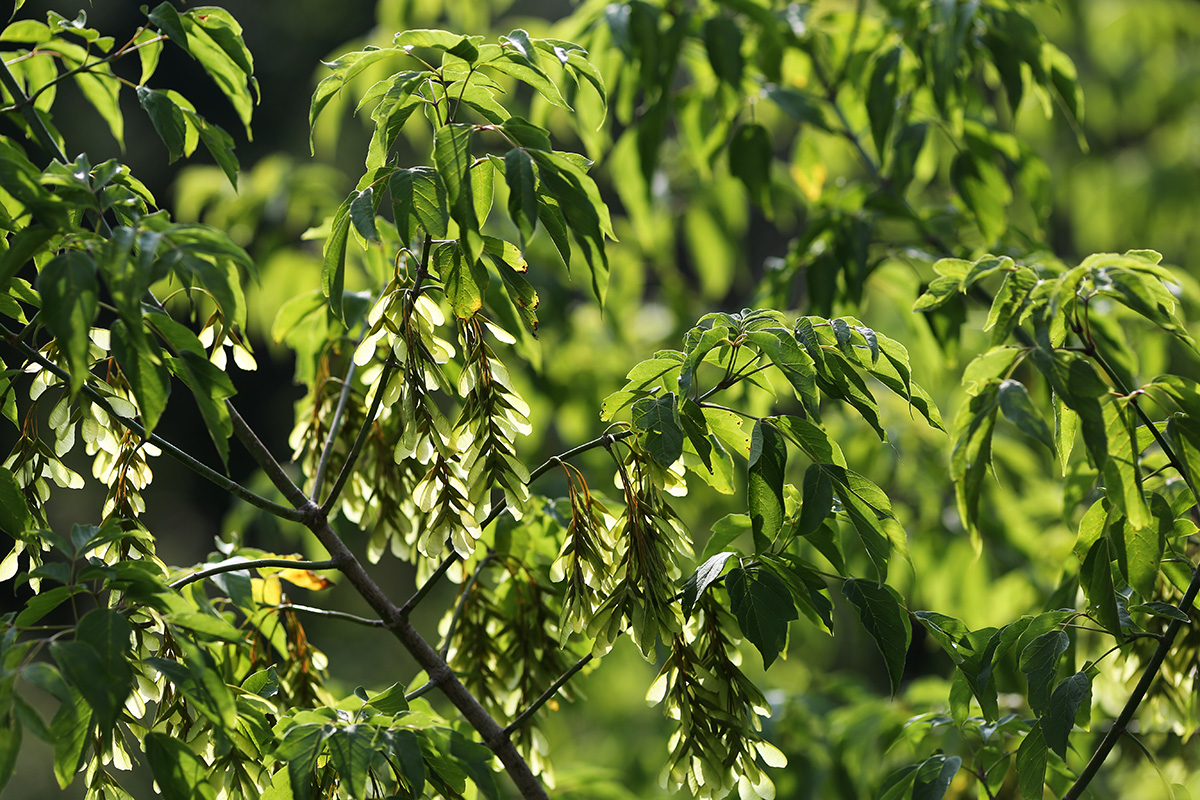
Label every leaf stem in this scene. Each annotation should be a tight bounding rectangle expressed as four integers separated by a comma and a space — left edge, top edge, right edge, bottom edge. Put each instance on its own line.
169, 558, 338, 590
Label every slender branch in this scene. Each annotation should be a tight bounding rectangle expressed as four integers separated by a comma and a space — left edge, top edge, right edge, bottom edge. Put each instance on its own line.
439, 551, 494, 659
1060, 343, 1200, 798
311, 356, 360, 499
399, 551, 458, 617
218, 376, 549, 798
405, 679, 437, 701
228, 403, 311, 510
320, 358, 397, 515
304, 511, 549, 800
0, 325, 304, 521
503, 654, 594, 737
273, 603, 385, 628
1062, 563, 1200, 799
170, 558, 338, 590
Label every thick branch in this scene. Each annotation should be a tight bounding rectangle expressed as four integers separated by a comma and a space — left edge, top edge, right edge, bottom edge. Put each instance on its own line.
306, 514, 548, 800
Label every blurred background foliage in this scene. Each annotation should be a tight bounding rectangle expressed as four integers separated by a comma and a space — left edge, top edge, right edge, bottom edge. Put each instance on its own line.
9, 0, 1200, 797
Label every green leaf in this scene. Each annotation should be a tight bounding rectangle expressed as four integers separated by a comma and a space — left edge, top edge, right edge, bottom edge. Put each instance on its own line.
137, 87, 188, 162
179, 9, 256, 136
1043, 671, 1091, 759
49, 687, 90, 788
366, 682, 409, 714
391, 166, 449, 241
166, 351, 235, 467
394, 29, 479, 62
275, 724, 332, 800
726, 565, 797, 669
748, 420, 786, 552
186, 110, 240, 188
632, 393, 684, 467
111, 319, 171, 437
75, 71, 124, 147
951, 150, 1010, 243
146, 732, 217, 800
746, 329, 818, 415
489, 56, 570, 109
435, 242, 487, 319
505, 148, 538, 247
349, 186, 379, 241
241, 667, 279, 698
530, 150, 612, 303
0, 466, 32, 536
703, 15, 744, 85
841, 578, 910, 695
701, 513, 750, 561
1016, 725, 1047, 800
985, 267, 1038, 346
678, 397, 713, 471
769, 415, 844, 465
434, 124, 482, 265
50, 639, 130, 731
1020, 630, 1069, 714
912, 754, 962, 800
36, 251, 99, 395
0, 721, 20, 793
998, 379, 1054, 452
682, 551, 735, 618
327, 725, 376, 800
729, 123, 772, 209
322, 197, 352, 322
867, 48, 900, 158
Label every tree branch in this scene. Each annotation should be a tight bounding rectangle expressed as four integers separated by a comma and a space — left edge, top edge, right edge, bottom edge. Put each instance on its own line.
0, 324, 305, 522
1062, 563, 1200, 799
273, 603, 385, 628
503, 654, 593, 737
170, 558, 338, 590
320, 358, 396, 516
311, 356, 360, 500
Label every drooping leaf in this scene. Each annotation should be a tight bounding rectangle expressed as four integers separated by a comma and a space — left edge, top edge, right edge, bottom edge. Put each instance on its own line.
504, 147, 538, 247
681, 551, 736, 618
1043, 671, 1091, 759
726, 565, 797, 669
842, 578, 911, 695
36, 250, 99, 395
632, 393, 684, 467
145, 732, 217, 800
748, 420, 786, 552
1016, 725, 1047, 800
434, 124, 483, 265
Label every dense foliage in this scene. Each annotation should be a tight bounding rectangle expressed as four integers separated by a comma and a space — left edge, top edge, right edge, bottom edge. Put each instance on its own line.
2, 1, 1200, 799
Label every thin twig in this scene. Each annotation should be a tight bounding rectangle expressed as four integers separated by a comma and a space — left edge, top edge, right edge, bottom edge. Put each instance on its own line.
311, 356, 360, 499
503, 654, 594, 737
399, 551, 459, 617
0, 324, 305, 521
273, 603, 385, 628
439, 551, 495, 659
320, 358, 396, 515
405, 680, 437, 701
170, 558, 338, 590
